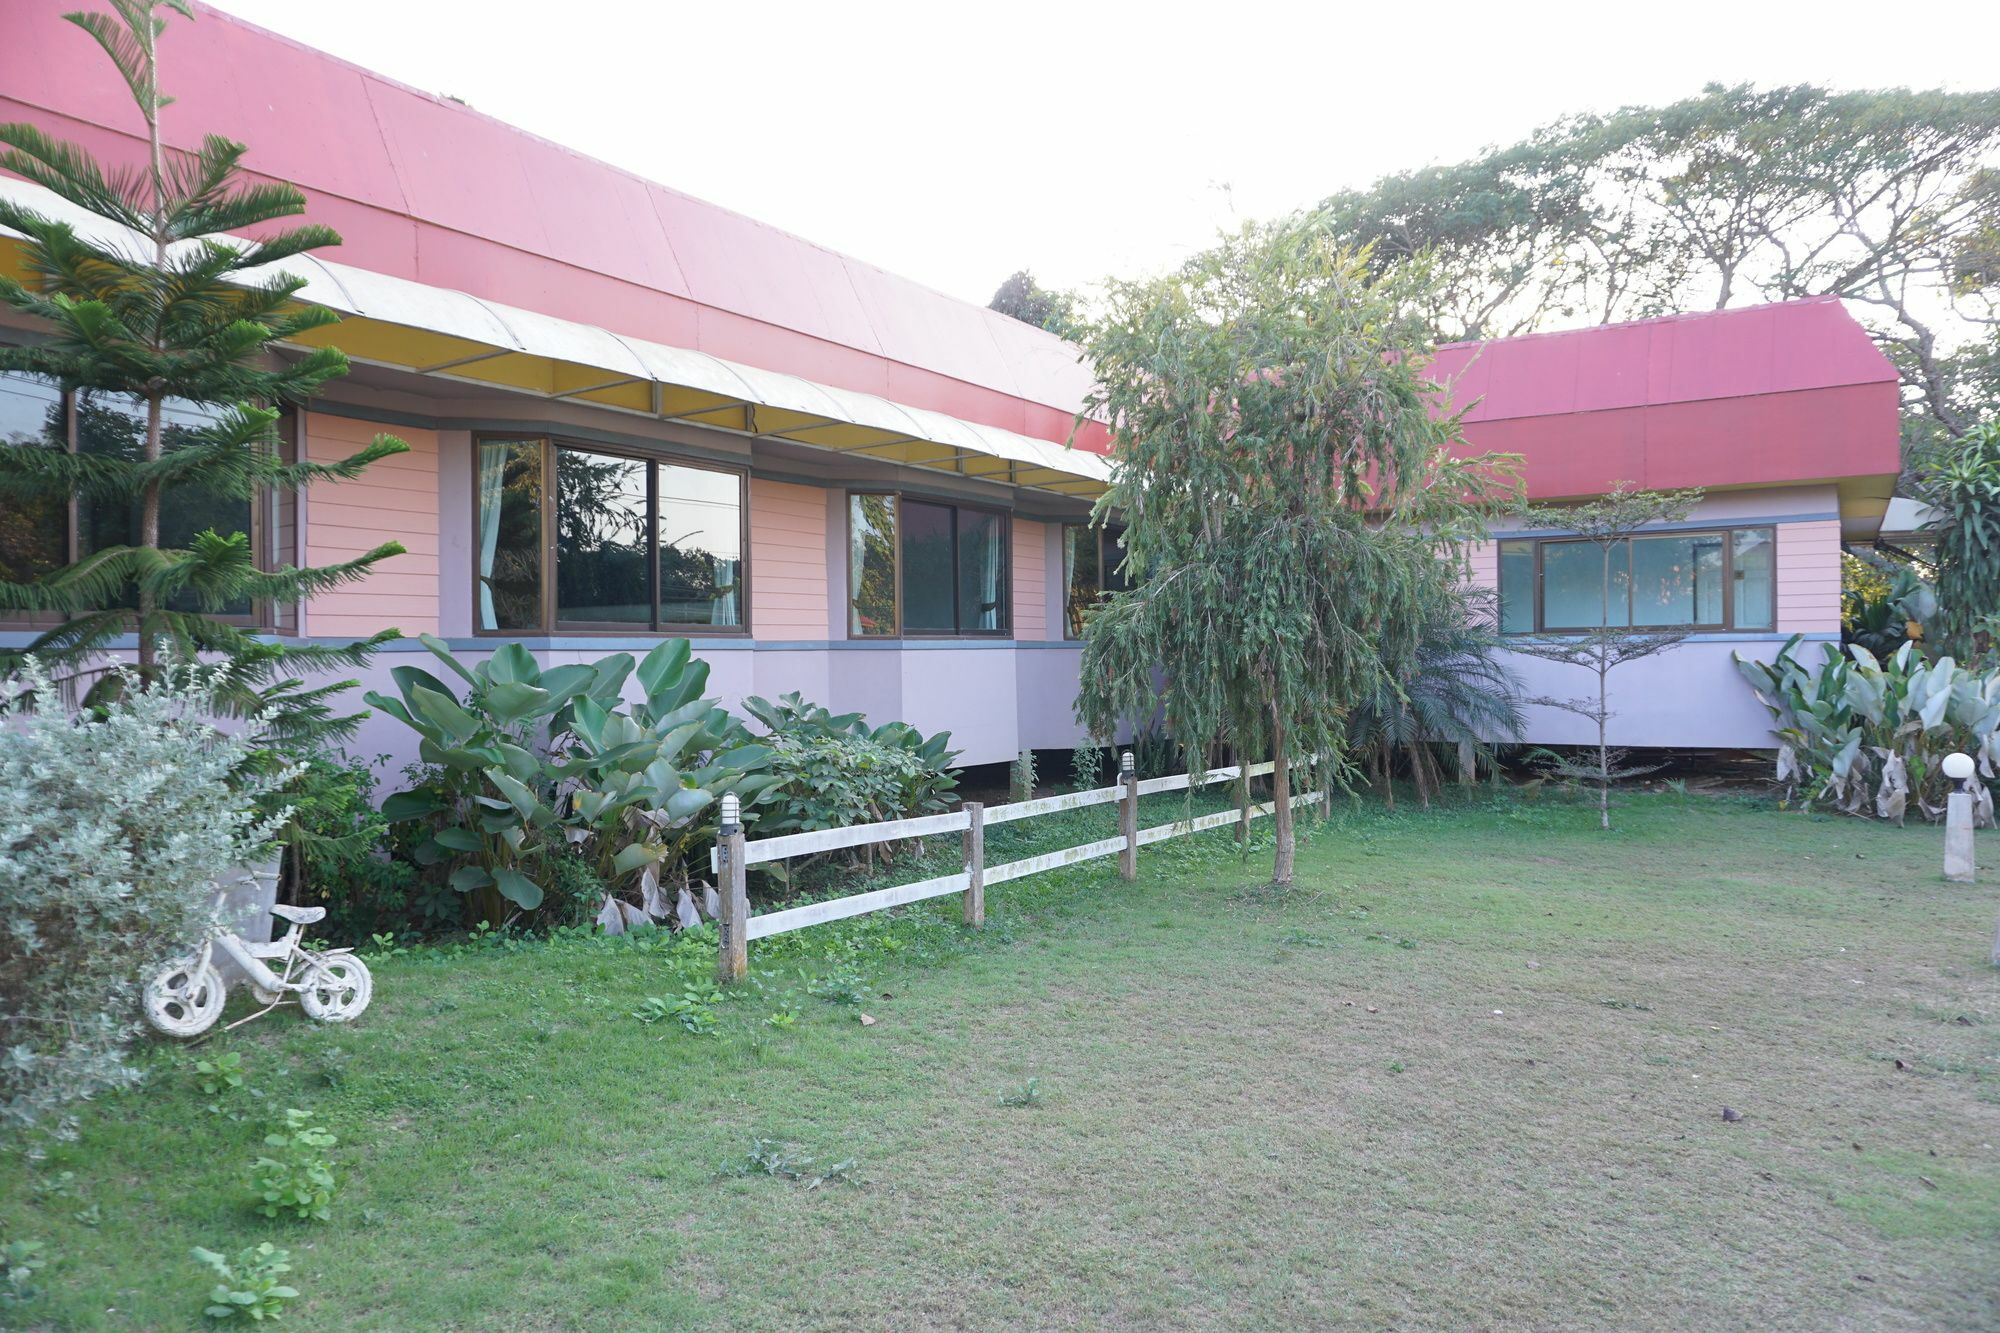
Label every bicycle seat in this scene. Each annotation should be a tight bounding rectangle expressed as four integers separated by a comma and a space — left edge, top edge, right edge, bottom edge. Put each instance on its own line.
270, 904, 326, 925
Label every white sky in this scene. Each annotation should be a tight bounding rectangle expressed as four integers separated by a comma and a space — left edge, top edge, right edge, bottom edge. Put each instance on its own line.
206, 0, 1999, 311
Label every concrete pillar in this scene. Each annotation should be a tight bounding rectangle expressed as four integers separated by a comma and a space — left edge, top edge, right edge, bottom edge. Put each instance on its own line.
1946, 789, 1976, 885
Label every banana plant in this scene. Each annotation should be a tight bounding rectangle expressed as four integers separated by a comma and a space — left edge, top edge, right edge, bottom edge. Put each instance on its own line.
1737, 635, 2000, 825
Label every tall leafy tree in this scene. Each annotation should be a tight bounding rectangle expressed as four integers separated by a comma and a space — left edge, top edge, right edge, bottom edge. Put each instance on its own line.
1073, 219, 1515, 884
1319, 83, 2000, 450
0, 0, 407, 725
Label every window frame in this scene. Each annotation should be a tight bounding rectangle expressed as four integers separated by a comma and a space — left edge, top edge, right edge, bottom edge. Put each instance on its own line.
470, 432, 751, 638
1498, 524, 1778, 635
0, 369, 278, 631
844, 490, 1013, 640
1061, 521, 1127, 641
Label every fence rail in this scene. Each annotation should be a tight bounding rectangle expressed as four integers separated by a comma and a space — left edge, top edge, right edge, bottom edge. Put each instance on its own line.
710, 752, 1324, 981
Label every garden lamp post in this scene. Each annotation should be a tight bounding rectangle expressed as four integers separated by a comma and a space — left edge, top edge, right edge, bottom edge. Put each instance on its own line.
717, 792, 748, 984
1942, 751, 1976, 885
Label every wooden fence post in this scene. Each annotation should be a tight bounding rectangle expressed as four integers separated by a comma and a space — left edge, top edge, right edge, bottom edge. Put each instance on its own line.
1118, 751, 1139, 880
1319, 752, 1334, 819
962, 801, 985, 927
716, 792, 748, 985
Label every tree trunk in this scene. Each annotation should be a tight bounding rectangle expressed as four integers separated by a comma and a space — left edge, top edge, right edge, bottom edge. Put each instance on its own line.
1378, 738, 1395, 813
1409, 740, 1431, 809
1596, 659, 1611, 831
138, 24, 167, 680
1270, 714, 1294, 886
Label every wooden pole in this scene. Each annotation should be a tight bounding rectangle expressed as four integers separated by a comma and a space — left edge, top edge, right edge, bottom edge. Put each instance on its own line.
1118, 750, 1138, 881
962, 801, 985, 927
1319, 751, 1333, 819
716, 793, 748, 984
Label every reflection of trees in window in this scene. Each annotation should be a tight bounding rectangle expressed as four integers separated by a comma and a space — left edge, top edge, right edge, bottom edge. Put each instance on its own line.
849, 494, 898, 635
0, 374, 67, 589
1063, 523, 1126, 639
850, 494, 1010, 637
76, 391, 250, 614
556, 449, 650, 624
477, 439, 745, 634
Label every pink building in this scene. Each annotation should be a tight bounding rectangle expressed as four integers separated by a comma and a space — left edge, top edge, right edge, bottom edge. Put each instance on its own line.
0, 2, 1902, 762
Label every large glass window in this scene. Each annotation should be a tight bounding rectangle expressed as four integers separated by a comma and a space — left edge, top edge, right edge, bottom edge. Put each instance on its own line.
474, 436, 746, 635
846, 493, 1010, 637
1496, 526, 1777, 634
1, 368, 268, 624
1062, 523, 1127, 639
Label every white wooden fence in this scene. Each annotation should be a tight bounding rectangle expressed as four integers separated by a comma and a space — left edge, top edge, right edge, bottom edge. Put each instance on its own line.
709, 753, 1325, 982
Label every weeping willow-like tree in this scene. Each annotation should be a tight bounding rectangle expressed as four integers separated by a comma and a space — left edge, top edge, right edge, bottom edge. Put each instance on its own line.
1073, 218, 1517, 884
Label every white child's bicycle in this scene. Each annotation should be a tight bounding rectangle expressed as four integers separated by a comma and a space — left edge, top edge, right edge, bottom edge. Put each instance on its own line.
142, 892, 373, 1039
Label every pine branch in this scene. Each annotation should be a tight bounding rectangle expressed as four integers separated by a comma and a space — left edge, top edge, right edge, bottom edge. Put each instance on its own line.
0, 125, 149, 230
228, 542, 408, 604
263, 432, 411, 489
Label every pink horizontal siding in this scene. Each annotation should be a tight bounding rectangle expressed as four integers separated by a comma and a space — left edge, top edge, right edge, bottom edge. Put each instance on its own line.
1461, 540, 1499, 590
1013, 519, 1047, 641
1776, 519, 1842, 634
748, 478, 829, 639
302, 411, 440, 636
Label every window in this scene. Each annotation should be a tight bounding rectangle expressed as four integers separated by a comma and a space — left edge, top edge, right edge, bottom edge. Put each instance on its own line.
0, 368, 269, 626
1497, 526, 1777, 634
1062, 523, 1127, 639
473, 436, 745, 634
846, 493, 1009, 637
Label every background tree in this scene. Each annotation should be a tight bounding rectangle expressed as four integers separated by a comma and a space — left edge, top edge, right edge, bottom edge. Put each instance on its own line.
1507, 485, 1702, 830
0, 0, 407, 726
1914, 420, 2000, 658
989, 269, 1081, 339
1317, 83, 2000, 456
1073, 219, 1515, 885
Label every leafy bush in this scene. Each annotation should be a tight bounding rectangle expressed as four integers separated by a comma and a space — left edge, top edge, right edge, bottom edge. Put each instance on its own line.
0, 658, 287, 1140
1736, 636, 2000, 823
741, 692, 958, 855
248, 1109, 339, 1222
193, 1243, 299, 1321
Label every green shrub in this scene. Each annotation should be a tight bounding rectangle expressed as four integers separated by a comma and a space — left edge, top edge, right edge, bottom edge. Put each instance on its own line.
0, 659, 286, 1140
193, 1243, 299, 1321
248, 1110, 339, 1222
740, 693, 959, 866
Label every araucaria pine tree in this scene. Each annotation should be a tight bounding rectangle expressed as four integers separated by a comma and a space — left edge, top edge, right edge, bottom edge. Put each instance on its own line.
1074, 218, 1516, 885
1507, 484, 1703, 830
0, 0, 407, 713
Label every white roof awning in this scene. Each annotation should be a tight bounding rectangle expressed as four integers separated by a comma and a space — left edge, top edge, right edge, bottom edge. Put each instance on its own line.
0, 177, 1111, 499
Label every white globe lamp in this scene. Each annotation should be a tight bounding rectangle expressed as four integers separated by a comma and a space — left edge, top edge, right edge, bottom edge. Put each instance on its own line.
1943, 752, 1975, 784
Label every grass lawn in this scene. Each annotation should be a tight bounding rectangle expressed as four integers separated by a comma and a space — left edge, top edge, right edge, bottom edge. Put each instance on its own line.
6, 793, 2000, 1329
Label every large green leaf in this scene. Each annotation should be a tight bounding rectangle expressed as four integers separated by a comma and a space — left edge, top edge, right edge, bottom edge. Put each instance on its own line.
612, 843, 658, 876
433, 826, 482, 853
380, 789, 443, 821
409, 684, 480, 745
491, 868, 545, 911
448, 865, 493, 892
484, 680, 553, 724
484, 642, 539, 687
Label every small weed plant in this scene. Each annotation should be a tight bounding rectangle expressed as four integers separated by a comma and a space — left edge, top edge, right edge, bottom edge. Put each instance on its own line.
999, 1077, 1043, 1108
716, 1137, 858, 1190
193, 1243, 300, 1321
197, 1053, 247, 1095
248, 1110, 339, 1222
2, 1236, 48, 1308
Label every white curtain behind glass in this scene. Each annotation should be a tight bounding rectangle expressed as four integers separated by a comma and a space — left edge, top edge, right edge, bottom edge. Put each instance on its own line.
476, 444, 506, 630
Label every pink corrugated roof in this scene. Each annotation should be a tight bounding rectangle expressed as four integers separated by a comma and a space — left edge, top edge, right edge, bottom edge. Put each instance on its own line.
1426, 297, 1898, 422
0, 0, 1100, 442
